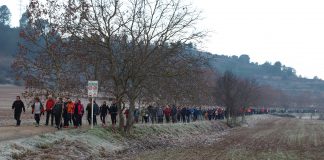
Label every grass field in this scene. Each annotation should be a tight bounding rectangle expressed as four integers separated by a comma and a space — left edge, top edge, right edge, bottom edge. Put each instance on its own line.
134, 117, 324, 160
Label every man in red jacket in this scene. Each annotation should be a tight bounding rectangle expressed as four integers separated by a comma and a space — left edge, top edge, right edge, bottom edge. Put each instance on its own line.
163, 105, 172, 123
45, 95, 55, 126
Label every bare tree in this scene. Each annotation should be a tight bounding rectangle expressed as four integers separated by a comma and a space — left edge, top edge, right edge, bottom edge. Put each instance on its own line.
12, 0, 84, 97
13, 0, 205, 133
60, 0, 205, 132
237, 79, 260, 122
215, 71, 262, 125
215, 71, 241, 126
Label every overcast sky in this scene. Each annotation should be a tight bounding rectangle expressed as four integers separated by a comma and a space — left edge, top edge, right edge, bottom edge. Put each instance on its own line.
1, 0, 324, 79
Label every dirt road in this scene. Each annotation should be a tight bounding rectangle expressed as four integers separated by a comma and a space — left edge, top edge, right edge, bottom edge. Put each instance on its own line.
135, 117, 324, 160
0, 107, 56, 142
0, 125, 57, 142
0, 108, 79, 142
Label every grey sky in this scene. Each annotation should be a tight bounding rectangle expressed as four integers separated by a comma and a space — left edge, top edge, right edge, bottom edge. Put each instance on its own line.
1, 0, 324, 78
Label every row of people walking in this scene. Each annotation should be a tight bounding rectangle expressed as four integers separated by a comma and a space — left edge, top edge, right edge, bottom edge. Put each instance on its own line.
12, 96, 225, 129
12, 96, 119, 129
129, 105, 225, 124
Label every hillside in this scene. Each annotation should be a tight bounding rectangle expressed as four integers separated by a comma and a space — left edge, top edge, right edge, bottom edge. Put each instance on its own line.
2, 22, 324, 96
0, 24, 19, 84
204, 52, 324, 95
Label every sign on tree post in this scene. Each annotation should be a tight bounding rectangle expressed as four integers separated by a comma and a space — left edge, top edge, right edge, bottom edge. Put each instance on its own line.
88, 81, 98, 129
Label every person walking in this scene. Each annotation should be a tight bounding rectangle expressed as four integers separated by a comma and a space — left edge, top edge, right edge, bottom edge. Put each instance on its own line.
147, 105, 157, 124
208, 108, 213, 121
134, 107, 140, 123
186, 107, 191, 123
163, 105, 171, 123
86, 99, 99, 126
93, 101, 99, 126
45, 96, 55, 126
12, 96, 25, 126
73, 99, 84, 128
193, 107, 199, 121
53, 97, 64, 130
109, 100, 118, 129
171, 105, 178, 123
140, 107, 146, 123
63, 98, 74, 128
177, 106, 181, 122
100, 101, 109, 126
181, 106, 187, 123
157, 106, 164, 123
31, 97, 44, 127
141, 107, 149, 123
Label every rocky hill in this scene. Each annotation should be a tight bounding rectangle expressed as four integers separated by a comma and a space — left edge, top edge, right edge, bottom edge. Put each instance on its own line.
2, 22, 324, 97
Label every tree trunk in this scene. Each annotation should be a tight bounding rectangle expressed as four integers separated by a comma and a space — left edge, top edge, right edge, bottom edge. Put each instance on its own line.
118, 100, 125, 131
125, 98, 135, 134
241, 107, 246, 123
241, 113, 246, 123
226, 107, 230, 125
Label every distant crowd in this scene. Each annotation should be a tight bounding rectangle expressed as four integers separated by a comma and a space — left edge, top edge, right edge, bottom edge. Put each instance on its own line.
11, 95, 269, 129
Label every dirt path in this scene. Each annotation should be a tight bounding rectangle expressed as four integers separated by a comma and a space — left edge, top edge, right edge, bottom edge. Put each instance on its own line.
0, 125, 57, 142
135, 117, 324, 160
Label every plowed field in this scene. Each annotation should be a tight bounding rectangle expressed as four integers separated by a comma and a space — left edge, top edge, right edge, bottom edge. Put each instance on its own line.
135, 118, 324, 160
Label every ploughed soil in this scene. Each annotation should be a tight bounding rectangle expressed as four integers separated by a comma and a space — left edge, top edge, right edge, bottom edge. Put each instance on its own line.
134, 117, 324, 160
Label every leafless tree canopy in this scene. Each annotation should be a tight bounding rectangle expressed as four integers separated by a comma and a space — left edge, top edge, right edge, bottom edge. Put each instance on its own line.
13, 0, 209, 132
13, 0, 305, 131
215, 71, 262, 125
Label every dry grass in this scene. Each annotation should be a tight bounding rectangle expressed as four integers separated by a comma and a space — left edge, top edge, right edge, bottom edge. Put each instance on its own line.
135, 117, 324, 160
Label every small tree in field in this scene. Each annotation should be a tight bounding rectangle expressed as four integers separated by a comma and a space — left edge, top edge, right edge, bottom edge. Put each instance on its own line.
215, 71, 241, 125
237, 79, 260, 123
215, 71, 261, 126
